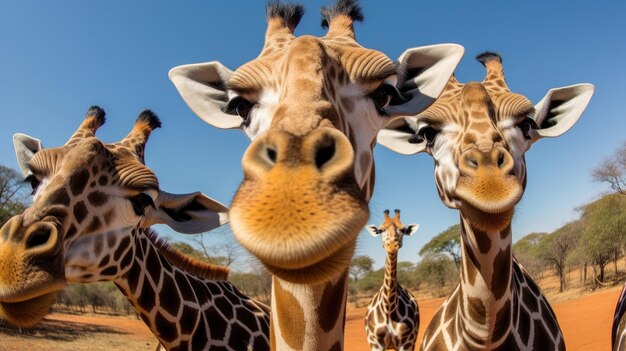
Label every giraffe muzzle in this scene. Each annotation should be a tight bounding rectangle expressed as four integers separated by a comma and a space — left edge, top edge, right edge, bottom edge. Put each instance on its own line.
455, 147, 522, 214
230, 127, 368, 280
0, 216, 65, 327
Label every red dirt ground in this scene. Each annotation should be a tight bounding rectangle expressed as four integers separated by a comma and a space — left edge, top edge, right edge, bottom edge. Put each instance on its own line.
344, 287, 622, 350
0, 287, 620, 350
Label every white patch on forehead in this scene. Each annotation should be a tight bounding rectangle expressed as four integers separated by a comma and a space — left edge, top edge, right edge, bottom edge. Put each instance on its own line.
237, 90, 279, 140
32, 176, 50, 201
498, 117, 531, 180
338, 84, 386, 189
431, 127, 462, 209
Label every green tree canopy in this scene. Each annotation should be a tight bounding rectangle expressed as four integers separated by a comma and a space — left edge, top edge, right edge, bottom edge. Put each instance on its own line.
419, 224, 461, 268
349, 255, 374, 282
579, 193, 626, 283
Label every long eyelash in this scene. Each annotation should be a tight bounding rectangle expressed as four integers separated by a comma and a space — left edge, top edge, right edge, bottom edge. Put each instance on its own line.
222, 96, 248, 115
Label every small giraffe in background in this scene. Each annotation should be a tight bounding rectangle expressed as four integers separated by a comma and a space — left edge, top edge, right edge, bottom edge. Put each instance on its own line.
0, 107, 270, 350
365, 209, 419, 351
378, 52, 594, 350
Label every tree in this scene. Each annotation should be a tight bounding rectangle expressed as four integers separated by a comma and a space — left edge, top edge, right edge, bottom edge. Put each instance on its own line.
0, 165, 29, 225
536, 221, 582, 292
349, 255, 374, 282
414, 253, 458, 297
513, 232, 548, 277
592, 141, 626, 195
579, 193, 626, 284
191, 229, 242, 267
419, 224, 461, 268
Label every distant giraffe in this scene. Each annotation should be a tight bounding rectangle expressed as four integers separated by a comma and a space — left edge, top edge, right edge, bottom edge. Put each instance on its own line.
0, 106, 270, 350
365, 209, 419, 351
378, 52, 594, 350
169, 1, 463, 348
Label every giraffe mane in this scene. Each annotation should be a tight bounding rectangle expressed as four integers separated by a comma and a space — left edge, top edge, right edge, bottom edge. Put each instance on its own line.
144, 229, 230, 281
320, 0, 364, 28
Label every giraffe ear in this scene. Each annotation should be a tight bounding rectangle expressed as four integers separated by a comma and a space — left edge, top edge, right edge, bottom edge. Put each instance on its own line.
365, 225, 381, 237
169, 61, 243, 130
376, 117, 426, 155
385, 43, 464, 118
403, 224, 420, 236
530, 83, 594, 143
144, 191, 229, 234
13, 133, 44, 177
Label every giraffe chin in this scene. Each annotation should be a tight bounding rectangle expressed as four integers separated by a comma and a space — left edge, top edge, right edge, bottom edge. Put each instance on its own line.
0, 292, 57, 327
455, 174, 523, 215
261, 241, 356, 285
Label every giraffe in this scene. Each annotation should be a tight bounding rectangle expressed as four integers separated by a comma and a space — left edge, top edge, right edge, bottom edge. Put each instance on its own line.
377, 52, 594, 350
612, 282, 626, 350
0, 106, 271, 350
168, 1, 464, 349
364, 209, 420, 351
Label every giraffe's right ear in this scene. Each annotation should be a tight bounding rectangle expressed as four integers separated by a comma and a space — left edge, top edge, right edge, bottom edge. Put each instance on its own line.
168, 61, 243, 130
365, 225, 381, 237
13, 133, 44, 177
385, 44, 464, 118
376, 117, 426, 155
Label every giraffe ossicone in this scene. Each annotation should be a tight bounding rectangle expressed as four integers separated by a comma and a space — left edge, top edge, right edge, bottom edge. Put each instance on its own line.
365, 209, 420, 351
0, 106, 272, 350
169, 0, 464, 349
378, 52, 593, 350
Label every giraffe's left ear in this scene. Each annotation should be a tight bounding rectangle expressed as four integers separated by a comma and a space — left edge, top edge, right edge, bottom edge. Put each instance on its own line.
385, 43, 465, 117
143, 191, 229, 234
530, 83, 594, 142
403, 224, 420, 236
365, 225, 381, 237
13, 133, 44, 177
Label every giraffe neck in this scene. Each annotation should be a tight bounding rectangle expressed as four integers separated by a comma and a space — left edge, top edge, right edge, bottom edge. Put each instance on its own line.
270, 272, 348, 351
457, 213, 513, 345
382, 250, 398, 315
112, 229, 268, 349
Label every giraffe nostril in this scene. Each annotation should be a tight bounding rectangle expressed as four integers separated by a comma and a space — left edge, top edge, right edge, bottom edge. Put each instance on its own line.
266, 147, 277, 164
315, 142, 336, 170
26, 230, 51, 249
498, 153, 505, 167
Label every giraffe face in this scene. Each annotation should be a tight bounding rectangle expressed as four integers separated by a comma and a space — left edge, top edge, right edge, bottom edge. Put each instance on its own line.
378, 54, 594, 230
366, 210, 418, 254
170, 2, 463, 283
0, 107, 228, 327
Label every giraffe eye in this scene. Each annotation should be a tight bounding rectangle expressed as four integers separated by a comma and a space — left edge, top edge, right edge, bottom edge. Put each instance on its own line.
517, 117, 539, 140
370, 84, 408, 115
370, 87, 392, 113
223, 96, 254, 120
129, 193, 156, 217
24, 174, 41, 195
410, 126, 439, 147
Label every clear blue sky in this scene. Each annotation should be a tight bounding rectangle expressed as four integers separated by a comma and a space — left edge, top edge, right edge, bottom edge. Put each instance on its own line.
1, 1, 625, 270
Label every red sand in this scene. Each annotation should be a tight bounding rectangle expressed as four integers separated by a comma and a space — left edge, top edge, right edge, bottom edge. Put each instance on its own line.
344, 288, 621, 350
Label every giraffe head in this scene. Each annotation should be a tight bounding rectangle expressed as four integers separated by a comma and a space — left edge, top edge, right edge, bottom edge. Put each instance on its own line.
378, 52, 594, 231
169, 0, 463, 283
366, 209, 418, 253
0, 106, 228, 327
